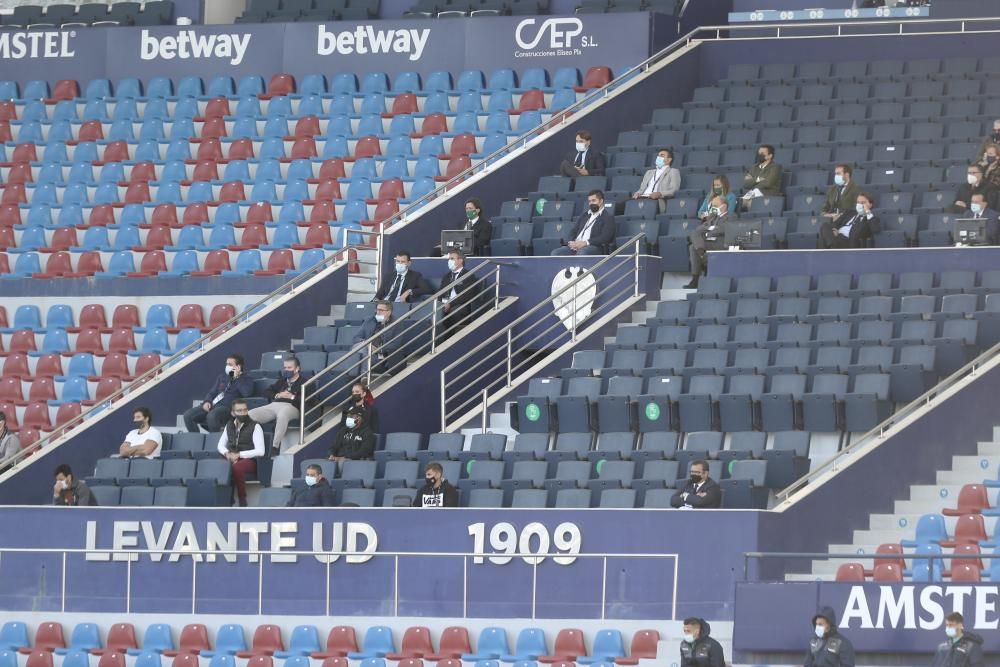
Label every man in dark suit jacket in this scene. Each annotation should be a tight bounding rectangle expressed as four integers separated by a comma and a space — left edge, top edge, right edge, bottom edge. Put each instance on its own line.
550, 190, 615, 255
819, 192, 880, 249
963, 192, 999, 245
822, 164, 862, 220
352, 301, 401, 374
670, 460, 722, 509
559, 129, 606, 178
375, 251, 431, 303
438, 249, 480, 341
952, 163, 998, 214
461, 197, 493, 256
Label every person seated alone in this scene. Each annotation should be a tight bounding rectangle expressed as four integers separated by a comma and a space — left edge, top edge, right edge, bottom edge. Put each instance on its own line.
631, 148, 681, 213
118, 406, 162, 459
216, 399, 265, 507
53, 464, 97, 506
374, 251, 431, 303
412, 461, 459, 507
819, 192, 880, 249
328, 407, 375, 462
287, 463, 336, 507
352, 301, 401, 375
249, 355, 306, 455
670, 460, 721, 509
550, 190, 615, 256
741, 144, 783, 209
559, 129, 606, 178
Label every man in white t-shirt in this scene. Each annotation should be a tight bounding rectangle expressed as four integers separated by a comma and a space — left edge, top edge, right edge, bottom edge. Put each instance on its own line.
118, 407, 163, 459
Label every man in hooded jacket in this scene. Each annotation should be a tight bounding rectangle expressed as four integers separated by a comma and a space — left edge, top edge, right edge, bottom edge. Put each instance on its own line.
931, 612, 984, 667
806, 607, 855, 667
679, 617, 725, 667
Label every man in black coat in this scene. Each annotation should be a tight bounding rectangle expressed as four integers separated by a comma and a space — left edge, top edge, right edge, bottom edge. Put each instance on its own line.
551, 190, 615, 256
820, 192, 880, 249
670, 460, 722, 509
679, 618, 725, 667
375, 251, 431, 303
412, 461, 459, 507
438, 249, 480, 340
931, 612, 984, 667
183, 353, 254, 433
288, 463, 336, 507
328, 408, 375, 462
559, 129, 606, 178
806, 606, 856, 667
952, 163, 997, 214
460, 197, 493, 256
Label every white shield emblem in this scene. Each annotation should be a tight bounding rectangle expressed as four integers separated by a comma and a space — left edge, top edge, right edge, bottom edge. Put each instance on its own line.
551, 267, 597, 332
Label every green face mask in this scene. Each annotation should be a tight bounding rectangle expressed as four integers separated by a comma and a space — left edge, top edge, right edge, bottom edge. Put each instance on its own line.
466, 210, 478, 220
712, 186, 723, 194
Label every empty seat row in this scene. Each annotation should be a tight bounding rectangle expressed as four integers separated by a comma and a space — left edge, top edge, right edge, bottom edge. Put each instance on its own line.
0, 303, 236, 334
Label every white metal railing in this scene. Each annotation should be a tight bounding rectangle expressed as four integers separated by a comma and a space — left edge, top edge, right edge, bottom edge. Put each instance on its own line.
439, 236, 645, 432
0, 547, 678, 620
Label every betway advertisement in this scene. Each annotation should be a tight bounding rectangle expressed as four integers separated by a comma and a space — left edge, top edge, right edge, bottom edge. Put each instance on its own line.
0, 16, 651, 87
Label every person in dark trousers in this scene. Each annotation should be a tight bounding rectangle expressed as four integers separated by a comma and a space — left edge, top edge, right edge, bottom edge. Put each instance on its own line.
287, 463, 336, 507
437, 249, 481, 341
216, 399, 265, 507
806, 607, 856, 667
53, 464, 97, 506
559, 129, 606, 178
183, 353, 254, 433
460, 197, 493, 257
328, 408, 375, 462
551, 190, 615, 256
679, 618, 725, 667
352, 301, 402, 375
819, 192, 880, 249
670, 460, 722, 509
374, 251, 431, 303
931, 612, 984, 667
412, 461, 459, 507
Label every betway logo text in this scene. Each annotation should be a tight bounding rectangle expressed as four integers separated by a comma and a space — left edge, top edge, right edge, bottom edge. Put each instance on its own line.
317, 24, 429, 62
0, 31, 75, 59
139, 29, 251, 66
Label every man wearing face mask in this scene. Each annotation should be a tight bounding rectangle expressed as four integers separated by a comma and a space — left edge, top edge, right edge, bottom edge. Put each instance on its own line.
353, 302, 401, 375
551, 190, 615, 256
118, 407, 162, 458
963, 193, 999, 245
0, 412, 21, 461
412, 461, 459, 507
806, 607, 855, 667
438, 249, 480, 341
931, 612, 984, 667
183, 353, 254, 433
559, 130, 605, 179
287, 463, 336, 507
375, 251, 430, 303
741, 144, 783, 205
216, 399, 265, 507
249, 356, 307, 455
52, 464, 97, 506
685, 196, 730, 289
977, 118, 1000, 158
632, 148, 681, 213
952, 164, 997, 214
977, 143, 1000, 190
670, 460, 721, 509
822, 164, 861, 220
820, 192, 880, 249
678, 618, 724, 667
328, 407, 375, 463
461, 198, 493, 257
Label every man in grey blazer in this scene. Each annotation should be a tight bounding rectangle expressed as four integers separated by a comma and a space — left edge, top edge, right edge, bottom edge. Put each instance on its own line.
632, 148, 681, 213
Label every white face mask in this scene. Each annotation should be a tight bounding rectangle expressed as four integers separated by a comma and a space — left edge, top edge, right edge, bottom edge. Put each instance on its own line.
682, 633, 695, 644
945, 626, 958, 639
834, 174, 845, 186
814, 625, 826, 639
968, 173, 980, 185
345, 417, 356, 429
971, 202, 984, 215
575, 141, 586, 152
225, 365, 236, 376
395, 262, 407, 274
447, 259, 458, 272
856, 203, 866, 215
60, 480, 69, 490
304, 475, 317, 487
375, 313, 386, 323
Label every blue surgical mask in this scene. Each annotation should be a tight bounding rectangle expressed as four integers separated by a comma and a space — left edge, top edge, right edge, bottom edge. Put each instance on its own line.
814, 625, 825, 639
447, 259, 457, 272
304, 475, 317, 487
834, 174, 845, 186
971, 202, 984, 215
395, 262, 406, 274
856, 203, 866, 215
345, 417, 356, 429
655, 156, 665, 168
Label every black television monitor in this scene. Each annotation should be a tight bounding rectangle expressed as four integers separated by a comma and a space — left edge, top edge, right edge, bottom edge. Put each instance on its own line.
954, 218, 989, 246
724, 220, 763, 249
441, 230, 474, 255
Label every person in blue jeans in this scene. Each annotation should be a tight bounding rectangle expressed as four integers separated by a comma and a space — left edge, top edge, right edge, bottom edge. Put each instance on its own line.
183, 353, 254, 433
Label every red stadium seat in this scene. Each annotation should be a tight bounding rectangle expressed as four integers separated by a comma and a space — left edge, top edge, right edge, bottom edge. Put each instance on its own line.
192, 160, 219, 182
228, 139, 255, 161
577, 66, 611, 91
103, 142, 129, 163
255, 250, 294, 276
6, 163, 33, 184
162, 625, 210, 657
168, 655, 200, 667
74, 329, 105, 355
171, 304, 206, 333
19, 428, 40, 449
95, 652, 129, 667
385, 627, 432, 660
99, 353, 130, 380
47, 228, 78, 251
615, 629, 659, 665
389, 93, 418, 116
311, 627, 358, 659
2, 353, 29, 378
25, 652, 53, 667
291, 138, 317, 160
396, 661, 423, 667
106, 328, 136, 354
33, 252, 73, 278
88, 205, 115, 227
424, 627, 470, 661
196, 138, 224, 162
8, 330, 37, 354
50, 80, 80, 102
947, 543, 984, 575
942, 484, 992, 516
371, 199, 399, 226
128, 163, 157, 184
834, 563, 865, 582
447, 134, 477, 158
951, 563, 981, 582
309, 201, 336, 224
111, 305, 140, 330
318, 660, 347, 667
34, 354, 63, 378
438, 155, 471, 182
203, 97, 230, 119
128, 251, 168, 277
0, 204, 22, 227
70, 305, 108, 334
78, 120, 105, 142
0, 227, 15, 251
0, 402, 17, 429
0, 253, 8, 275
318, 159, 346, 180
21, 622, 66, 653
2, 183, 27, 205
139, 226, 173, 251
124, 182, 151, 204
516, 89, 545, 112
377, 179, 404, 201
0, 377, 24, 405
233, 223, 267, 250
267, 74, 296, 97
200, 118, 227, 140
433, 661, 461, 667
68, 252, 104, 278
219, 181, 246, 203
208, 304, 237, 330
133, 353, 161, 379
418, 113, 448, 136
314, 180, 341, 201
246, 202, 274, 225
294, 116, 320, 138
151, 204, 179, 227
244, 658, 271, 667
0, 306, 6, 328
354, 135, 381, 158
940, 514, 988, 547
294, 224, 332, 249
22, 402, 53, 430
27, 378, 57, 403
11, 144, 37, 163
235, 625, 283, 658
0, 102, 16, 121
0, 122, 10, 143
190, 250, 231, 277
53, 402, 81, 428
539, 629, 585, 664
182, 203, 209, 227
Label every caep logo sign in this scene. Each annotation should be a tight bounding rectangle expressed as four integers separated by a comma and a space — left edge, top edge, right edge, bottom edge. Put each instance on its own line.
514, 17, 595, 57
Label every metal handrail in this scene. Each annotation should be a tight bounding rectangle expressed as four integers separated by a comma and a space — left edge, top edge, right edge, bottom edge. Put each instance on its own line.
0, 233, 380, 472
439, 235, 644, 430
741, 550, 998, 581
295, 261, 503, 446
775, 340, 1000, 503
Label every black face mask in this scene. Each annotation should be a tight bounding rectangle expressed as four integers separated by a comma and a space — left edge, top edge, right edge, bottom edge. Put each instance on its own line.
992, 131, 1000, 142
133, 420, 144, 428
589, 203, 601, 213
690, 474, 703, 485
756, 153, 767, 164
425, 477, 437, 486
352, 393, 364, 402
235, 415, 250, 424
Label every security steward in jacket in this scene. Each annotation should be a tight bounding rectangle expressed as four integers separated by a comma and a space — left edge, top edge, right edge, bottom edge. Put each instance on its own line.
806, 607, 856, 667
679, 617, 725, 667
931, 612, 984, 667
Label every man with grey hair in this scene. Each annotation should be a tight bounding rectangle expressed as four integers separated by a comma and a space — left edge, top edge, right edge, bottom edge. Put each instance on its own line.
249, 355, 306, 455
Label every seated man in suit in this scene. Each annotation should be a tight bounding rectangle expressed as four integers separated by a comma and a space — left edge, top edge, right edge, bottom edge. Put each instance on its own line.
670, 460, 721, 509
819, 191, 880, 249
952, 163, 997, 214
741, 144, 783, 209
822, 164, 861, 221
559, 129, 606, 178
962, 192, 999, 245
631, 147, 681, 213
352, 301, 402, 375
438, 249, 481, 341
374, 251, 431, 303
685, 195, 731, 289
550, 190, 615, 256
